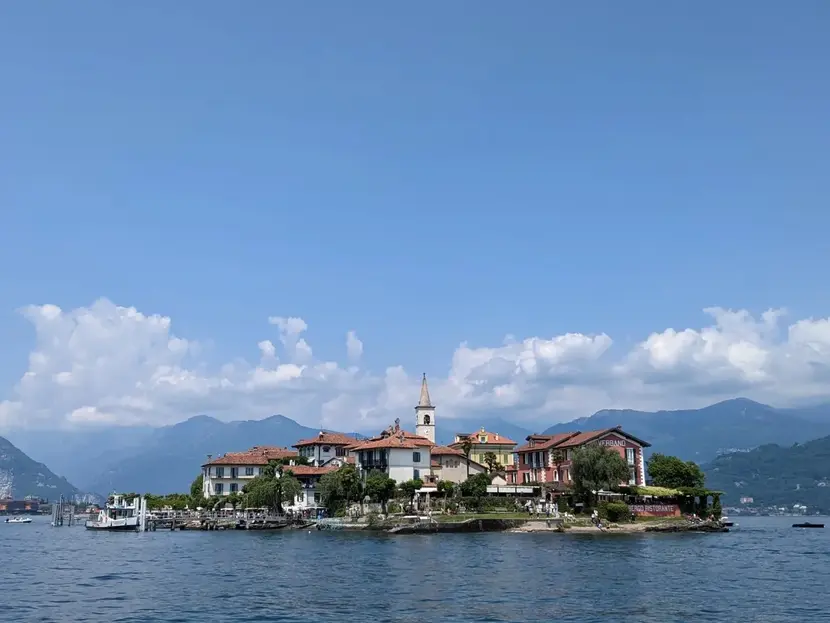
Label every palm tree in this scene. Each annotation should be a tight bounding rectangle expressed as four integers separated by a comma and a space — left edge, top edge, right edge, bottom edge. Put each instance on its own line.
460, 437, 474, 479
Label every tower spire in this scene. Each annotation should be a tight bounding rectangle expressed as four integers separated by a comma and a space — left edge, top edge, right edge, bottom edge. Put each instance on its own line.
418, 372, 432, 408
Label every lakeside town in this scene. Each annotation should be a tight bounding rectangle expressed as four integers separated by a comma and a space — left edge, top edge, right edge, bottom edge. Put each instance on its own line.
23, 375, 743, 534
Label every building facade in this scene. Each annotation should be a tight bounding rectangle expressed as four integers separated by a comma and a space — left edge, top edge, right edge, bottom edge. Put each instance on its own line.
512, 427, 650, 488
450, 428, 517, 467
202, 446, 297, 497
430, 446, 488, 483
351, 420, 434, 484
293, 432, 358, 467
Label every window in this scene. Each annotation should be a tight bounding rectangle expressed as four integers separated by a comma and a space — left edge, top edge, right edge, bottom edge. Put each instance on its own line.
230, 467, 238, 479
553, 470, 559, 482
245, 467, 254, 476
629, 467, 637, 485
336, 447, 347, 457
322, 446, 331, 453
522, 473, 530, 484
626, 448, 635, 465
413, 469, 420, 480
413, 451, 421, 463
308, 492, 315, 503
215, 467, 225, 478
230, 483, 238, 493
566, 469, 571, 482
424, 414, 430, 425
214, 483, 223, 494
479, 435, 486, 443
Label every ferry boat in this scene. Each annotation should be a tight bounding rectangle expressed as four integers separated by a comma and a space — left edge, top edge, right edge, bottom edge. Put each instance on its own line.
4, 516, 32, 524
85, 494, 146, 531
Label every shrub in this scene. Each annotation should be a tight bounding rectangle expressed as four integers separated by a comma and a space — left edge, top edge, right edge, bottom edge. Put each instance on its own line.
598, 501, 630, 523
386, 501, 402, 514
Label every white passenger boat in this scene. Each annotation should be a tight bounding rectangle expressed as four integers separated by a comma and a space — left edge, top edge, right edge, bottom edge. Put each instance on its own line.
85, 494, 147, 531
4, 516, 33, 524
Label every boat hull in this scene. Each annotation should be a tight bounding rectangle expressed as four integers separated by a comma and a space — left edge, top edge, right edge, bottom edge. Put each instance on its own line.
792, 523, 824, 528
85, 523, 139, 531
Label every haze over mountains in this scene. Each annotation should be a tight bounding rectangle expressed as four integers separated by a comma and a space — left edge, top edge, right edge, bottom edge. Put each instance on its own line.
5, 398, 830, 498
0, 436, 81, 500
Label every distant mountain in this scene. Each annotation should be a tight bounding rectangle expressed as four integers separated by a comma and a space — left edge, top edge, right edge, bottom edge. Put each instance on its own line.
703, 435, 830, 512
436, 418, 533, 447
0, 436, 81, 501
79, 414, 325, 495
541, 399, 830, 464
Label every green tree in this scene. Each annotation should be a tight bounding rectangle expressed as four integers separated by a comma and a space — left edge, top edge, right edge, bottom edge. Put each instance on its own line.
364, 470, 397, 513
190, 474, 204, 499
460, 473, 491, 498
243, 460, 302, 513
317, 465, 363, 514
437, 480, 456, 500
647, 453, 705, 489
483, 452, 502, 474
571, 444, 631, 506
459, 437, 474, 478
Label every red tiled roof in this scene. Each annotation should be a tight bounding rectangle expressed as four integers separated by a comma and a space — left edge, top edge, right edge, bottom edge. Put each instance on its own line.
554, 429, 615, 448
431, 459, 441, 468
203, 446, 297, 466
431, 445, 464, 456
293, 432, 359, 447
351, 434, 433, 450
514, 427, 651, 452
515, 433, 579, 453
451, 429, 517, 446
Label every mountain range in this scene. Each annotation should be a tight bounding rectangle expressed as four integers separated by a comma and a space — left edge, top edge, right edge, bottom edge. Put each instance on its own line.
541, 398, 830, 463
5, 398, 830, 498
0, 435, 81, 501
703, 434, 830, 512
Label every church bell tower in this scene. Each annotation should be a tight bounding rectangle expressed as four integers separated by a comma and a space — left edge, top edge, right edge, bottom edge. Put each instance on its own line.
414, 373, 436, 443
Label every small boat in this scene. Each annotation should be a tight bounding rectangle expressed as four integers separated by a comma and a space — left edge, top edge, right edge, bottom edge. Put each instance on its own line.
792, 522, 824, 528
85, 494, 146, 531
4, 517, 33, 524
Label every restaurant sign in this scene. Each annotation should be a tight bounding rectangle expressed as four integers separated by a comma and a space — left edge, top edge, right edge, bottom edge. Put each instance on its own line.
598, 438, 627, 447
630, 504, 680, 517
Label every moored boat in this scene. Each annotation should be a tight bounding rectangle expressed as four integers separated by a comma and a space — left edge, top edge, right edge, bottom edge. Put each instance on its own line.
85, 495, 147, 531
792, 522, 824, 528
4, 516, 33, 524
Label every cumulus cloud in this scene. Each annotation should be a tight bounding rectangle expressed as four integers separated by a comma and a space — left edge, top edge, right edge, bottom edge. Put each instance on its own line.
2, 299, 830, 432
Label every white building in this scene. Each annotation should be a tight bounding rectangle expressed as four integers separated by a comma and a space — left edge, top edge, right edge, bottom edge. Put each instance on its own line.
202, 446, 297, 497
430, 445, 488, 483
351, 421, 434, 484
293, 432, 358, 467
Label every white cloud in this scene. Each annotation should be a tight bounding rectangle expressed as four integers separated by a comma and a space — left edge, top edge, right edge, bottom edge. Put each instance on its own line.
2, 299, 830, 433
346, 331, 363, 363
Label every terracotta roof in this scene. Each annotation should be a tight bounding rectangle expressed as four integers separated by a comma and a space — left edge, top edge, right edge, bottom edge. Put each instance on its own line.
431, 445, 464, 456
351, 434, 433, 451
556, 427, 651, 448
514, 427, 651, 452
203, 446, 297, 466
293, 432, 359, 447
284, 465, 338, 477
451, 429, 517, 446
431, 459, 441, 468
515, 433, 579, 453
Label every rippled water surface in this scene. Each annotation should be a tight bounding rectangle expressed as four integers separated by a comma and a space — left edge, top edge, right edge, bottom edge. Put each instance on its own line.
2, 516, 829, 622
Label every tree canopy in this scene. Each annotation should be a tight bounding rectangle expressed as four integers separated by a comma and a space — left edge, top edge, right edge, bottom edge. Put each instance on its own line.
364, 470, 397, 511
398, 478, 423, 503
571, 444, 631, 504
317, 464, 363, 513
190, 474, 204, 500
647, 453, 705, 489
242, 460, 302, 513
460, 473, 491, 498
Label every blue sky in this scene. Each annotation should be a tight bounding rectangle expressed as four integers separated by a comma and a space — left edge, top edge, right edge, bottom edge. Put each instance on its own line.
2, 2, 830, 431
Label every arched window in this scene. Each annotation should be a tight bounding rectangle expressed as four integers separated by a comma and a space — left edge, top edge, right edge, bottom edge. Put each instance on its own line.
423, 414, 431, 425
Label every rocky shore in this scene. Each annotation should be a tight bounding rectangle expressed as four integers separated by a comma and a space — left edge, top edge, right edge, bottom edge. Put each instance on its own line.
509, 519, 728, 534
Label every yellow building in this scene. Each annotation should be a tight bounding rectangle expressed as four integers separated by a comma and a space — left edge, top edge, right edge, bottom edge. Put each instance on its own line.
450, 427, 517, 468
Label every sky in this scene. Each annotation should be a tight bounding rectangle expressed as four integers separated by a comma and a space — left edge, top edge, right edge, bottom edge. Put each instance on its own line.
1, 2, 830, 433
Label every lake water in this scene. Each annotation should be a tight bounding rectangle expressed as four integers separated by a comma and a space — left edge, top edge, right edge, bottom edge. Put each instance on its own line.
2, 516, 828, 622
